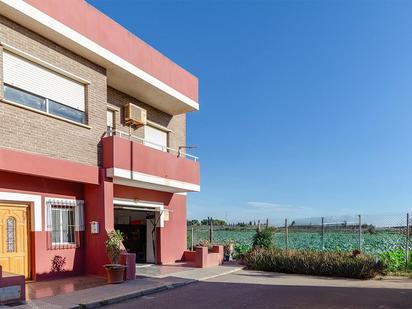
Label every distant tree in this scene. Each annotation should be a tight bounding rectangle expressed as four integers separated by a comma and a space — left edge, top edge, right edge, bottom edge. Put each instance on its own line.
187, 219, 200, 226
199, 218, 226, 226
212, 219, 226, 226
367, 225, 376, 234
252, 228, 274, 249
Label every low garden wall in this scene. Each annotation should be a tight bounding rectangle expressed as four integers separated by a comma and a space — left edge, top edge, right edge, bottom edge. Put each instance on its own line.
183, 245, 224, 268
0, 266, 25, 305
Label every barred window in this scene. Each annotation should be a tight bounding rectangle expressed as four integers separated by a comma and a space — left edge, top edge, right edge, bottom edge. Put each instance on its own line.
52, 206, 75, 244
46, 199, 84, 249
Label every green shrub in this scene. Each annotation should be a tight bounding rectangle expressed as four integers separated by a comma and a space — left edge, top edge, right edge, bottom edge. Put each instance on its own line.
252, 228, 274, 249
243, 248, 386, 279
233, 243, 250, 260
379, 249, 411, 272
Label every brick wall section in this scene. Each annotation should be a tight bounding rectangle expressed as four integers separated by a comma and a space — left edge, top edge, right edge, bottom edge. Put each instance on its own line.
107, 87, 186, 152
0, 15, 187, 166
0, 16, 107, 166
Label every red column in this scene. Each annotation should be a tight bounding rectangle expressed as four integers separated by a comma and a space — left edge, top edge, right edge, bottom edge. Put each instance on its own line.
84, 169, 114, 276
158, 194, 187, 264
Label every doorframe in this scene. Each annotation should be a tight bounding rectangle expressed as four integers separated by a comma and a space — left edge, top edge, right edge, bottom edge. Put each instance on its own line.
0, 202, 32, 280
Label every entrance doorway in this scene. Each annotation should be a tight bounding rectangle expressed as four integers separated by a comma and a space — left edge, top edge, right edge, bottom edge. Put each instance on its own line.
114, 209, 157, 263
113, 199, 164, 264
0, 203, 29, 278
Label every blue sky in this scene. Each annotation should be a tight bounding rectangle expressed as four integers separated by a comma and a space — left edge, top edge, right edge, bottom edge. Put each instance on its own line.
88, 0, 412, 224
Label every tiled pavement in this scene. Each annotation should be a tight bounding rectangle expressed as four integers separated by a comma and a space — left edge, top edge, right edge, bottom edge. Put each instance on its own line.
25, 276, 107, 301
9, 263, 243, 309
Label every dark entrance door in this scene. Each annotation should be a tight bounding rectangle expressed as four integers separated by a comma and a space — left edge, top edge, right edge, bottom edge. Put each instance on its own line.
115, 223, 146, 263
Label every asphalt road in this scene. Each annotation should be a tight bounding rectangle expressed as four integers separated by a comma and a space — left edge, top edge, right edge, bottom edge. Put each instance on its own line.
106, 270, 412, 309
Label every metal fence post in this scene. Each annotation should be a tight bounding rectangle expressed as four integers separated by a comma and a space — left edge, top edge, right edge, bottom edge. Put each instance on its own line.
209, 220, 213, 244
321, 217, 325, 250
285, 218, 288, 251
191, 226, 194, 251
406, 213, 410, 270
358, 214, 362, 252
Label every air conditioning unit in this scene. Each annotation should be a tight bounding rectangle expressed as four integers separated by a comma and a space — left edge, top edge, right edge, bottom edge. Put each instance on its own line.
124, 103, 147, 126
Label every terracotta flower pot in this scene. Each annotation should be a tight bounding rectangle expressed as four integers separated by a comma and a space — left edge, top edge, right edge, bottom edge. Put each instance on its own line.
104, 264, 127, 284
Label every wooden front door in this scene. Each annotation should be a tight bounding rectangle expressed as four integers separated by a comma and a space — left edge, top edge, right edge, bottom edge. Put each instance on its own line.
0, 204, 29, 278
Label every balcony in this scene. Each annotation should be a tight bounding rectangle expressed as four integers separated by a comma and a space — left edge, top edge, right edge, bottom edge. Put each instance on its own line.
102, 131, 200, 193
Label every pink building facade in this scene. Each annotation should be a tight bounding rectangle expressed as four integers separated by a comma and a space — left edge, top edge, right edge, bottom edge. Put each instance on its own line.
0, 0, 199, 281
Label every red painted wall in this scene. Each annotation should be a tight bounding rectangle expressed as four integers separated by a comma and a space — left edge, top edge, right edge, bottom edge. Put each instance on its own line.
114, 184, 187, 264
0, 151, 189, 278
159, 194, 187, 264
0, 171, 85, 280
103, 136, 200, 185
84, 169, 114, 276
0, 147, 98, 184
32, 232, 85, 281
24, 0, 198, 102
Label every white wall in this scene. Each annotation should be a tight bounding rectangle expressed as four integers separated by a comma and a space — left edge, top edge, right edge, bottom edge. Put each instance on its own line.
146, 219, 155, 263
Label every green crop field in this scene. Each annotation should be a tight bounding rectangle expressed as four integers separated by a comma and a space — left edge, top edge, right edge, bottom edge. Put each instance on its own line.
187, 228, 411, 256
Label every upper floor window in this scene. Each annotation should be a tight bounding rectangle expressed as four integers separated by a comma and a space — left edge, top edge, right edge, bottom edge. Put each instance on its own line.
107, 109, 115, 133
2, 50, 86, 124
144, 125, 168, 152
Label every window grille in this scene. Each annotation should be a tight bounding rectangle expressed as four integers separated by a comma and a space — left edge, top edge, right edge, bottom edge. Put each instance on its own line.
45, 199, 84, 249
6, 217, 16, 252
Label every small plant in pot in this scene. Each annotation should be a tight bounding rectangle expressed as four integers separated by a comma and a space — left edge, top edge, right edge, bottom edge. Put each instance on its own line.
104, 230, 127, 284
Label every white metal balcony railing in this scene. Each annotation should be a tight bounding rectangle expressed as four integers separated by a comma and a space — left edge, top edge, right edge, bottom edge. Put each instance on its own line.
106, 128, 199, 162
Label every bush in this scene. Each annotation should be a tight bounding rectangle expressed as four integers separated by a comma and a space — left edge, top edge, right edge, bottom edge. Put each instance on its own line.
233, 243, 250, 260
379, 249, 411, 272
252, 228, 274, 249
243, 248, 386, 279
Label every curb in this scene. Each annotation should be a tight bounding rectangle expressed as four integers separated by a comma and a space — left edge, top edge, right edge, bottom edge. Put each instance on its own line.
78, 279, 197, 309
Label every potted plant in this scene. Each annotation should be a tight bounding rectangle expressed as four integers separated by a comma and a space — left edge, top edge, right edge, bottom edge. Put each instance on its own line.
104, 230, 127, 284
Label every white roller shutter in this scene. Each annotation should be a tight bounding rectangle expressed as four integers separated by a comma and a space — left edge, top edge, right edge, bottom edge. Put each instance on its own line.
144, 125, 168, 151
3, 51, 85, 111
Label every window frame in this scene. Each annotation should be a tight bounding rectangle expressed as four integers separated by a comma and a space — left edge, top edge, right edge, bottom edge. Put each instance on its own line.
3, 83, 87, 125
45, 198, 85, 250
51, 206, 76, 246
144, 124, 169, 152
107, 108, 115, 133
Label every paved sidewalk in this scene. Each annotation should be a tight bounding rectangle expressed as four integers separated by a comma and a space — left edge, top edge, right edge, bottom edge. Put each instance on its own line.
12, 264, 243, 309
137, 263, 241, 280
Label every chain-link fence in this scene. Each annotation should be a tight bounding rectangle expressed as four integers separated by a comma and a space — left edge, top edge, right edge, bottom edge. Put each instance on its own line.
187, 213, 412, 268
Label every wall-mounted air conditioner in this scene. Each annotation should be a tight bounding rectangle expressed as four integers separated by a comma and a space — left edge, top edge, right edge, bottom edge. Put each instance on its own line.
124, 103, 147, 126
